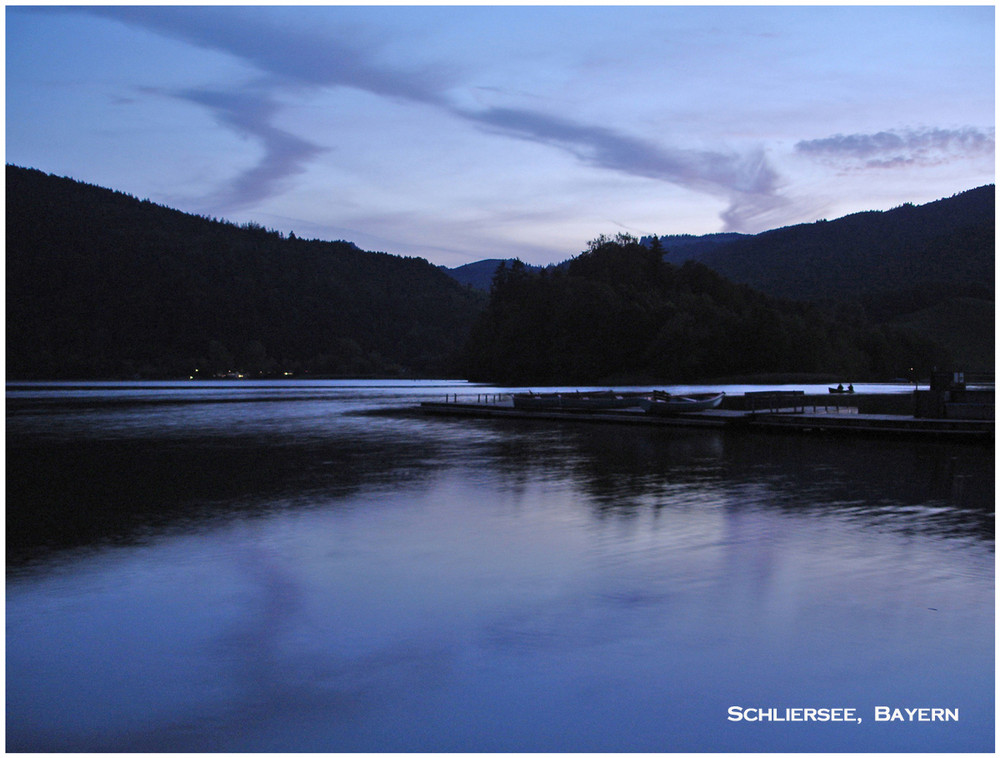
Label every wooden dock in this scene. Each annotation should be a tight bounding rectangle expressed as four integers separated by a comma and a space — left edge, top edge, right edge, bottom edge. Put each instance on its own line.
418, 398, 993, 442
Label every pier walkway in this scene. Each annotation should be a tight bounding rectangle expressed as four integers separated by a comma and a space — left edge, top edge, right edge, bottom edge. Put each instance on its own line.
418, 398, 993, 442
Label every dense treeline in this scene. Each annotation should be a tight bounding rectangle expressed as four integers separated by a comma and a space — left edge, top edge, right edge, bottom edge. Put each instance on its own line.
7, 165, 485, 379
460, 234, 950, 384
696, 186, 994, 302
443, 258, 547, 290
690, 187, 995, 372
8, 164, 991, 382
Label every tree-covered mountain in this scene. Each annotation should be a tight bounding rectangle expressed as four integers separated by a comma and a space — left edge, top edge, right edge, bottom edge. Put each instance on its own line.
7, 165, 485, 379
693, 185, 994, 302
451, 188, 992, 303
8, 165, 991, 382
460, 234, 951, 384
639, 232, 747, 263
688, 186, 996, 372
452, 187, 994, 374
442, 258, 546, 290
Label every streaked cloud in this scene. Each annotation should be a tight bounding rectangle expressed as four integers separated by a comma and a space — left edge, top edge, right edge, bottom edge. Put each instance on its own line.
795, 127, 995, 169
170, 88, 325, 211
87, 5, 791, 231
458, 106, 787, 231
89, 6, 453, 104
87, 6, 450, 212
8, 5, 993, 265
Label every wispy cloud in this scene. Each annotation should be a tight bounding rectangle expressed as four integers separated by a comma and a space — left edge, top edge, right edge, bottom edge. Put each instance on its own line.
90, 6, 453, 104
457, 106, 788, 231
795, 127, 994, 169
83, 7, 456, 212
171, 88, 325, 211
85, 6, 793, 230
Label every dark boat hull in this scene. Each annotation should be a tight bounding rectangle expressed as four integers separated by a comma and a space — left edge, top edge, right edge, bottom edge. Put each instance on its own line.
511, 390, 646, 410
640, 392, 725, 415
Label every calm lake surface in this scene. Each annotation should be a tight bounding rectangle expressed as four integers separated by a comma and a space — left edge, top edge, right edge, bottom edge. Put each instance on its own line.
6, 380, 994, 752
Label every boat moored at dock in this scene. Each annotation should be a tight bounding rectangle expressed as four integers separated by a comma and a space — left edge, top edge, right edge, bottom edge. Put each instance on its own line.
639, 391, 725, 415
511, 389, 647, 410
419, 386, 992, 442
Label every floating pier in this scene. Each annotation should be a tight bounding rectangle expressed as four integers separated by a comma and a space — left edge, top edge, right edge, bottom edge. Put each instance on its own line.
419, 394, 993, 442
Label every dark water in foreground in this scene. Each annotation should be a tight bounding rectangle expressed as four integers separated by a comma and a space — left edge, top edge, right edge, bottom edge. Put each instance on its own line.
6, 381, 994, 752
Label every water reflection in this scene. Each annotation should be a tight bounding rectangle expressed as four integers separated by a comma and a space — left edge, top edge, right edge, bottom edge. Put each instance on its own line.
8, 391, 993, 566
6, 383, 994, 752
440, 418, 993, 542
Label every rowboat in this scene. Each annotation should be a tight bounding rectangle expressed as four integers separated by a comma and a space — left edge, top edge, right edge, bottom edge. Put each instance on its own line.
511, 390, 646, 410
640, 391, 725, 415
829, 385, 855, 394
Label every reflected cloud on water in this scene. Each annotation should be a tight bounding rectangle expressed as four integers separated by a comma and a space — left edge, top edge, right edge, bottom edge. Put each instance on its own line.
6, 383, 994, 751
7, 390, 993, 567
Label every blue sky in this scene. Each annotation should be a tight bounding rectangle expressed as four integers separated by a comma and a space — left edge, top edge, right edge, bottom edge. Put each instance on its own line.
6, 4, 995, 267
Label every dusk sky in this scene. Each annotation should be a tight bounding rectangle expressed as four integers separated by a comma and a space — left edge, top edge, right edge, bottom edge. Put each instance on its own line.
6, 4, 995, 267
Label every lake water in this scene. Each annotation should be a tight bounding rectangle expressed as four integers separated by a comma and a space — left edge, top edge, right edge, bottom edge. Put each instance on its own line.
6, 380, 994, 752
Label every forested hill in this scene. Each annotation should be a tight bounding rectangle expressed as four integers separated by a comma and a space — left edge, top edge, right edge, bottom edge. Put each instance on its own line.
695, 185, 994, 302
7, 165, 485, 379
443, 258, 546, 290
460, 235, 954, 385
449, 186, 993, 302
639, 232, 747, 263
687, 187, 995, 373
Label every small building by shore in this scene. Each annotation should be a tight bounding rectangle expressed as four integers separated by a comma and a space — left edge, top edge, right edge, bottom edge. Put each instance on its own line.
914, 371, 994, 420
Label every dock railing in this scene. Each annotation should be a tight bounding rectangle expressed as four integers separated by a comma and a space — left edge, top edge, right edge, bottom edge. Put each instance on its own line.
744, 390, 865, 416
745, 390, 806, 415
439, 393, 509, 404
